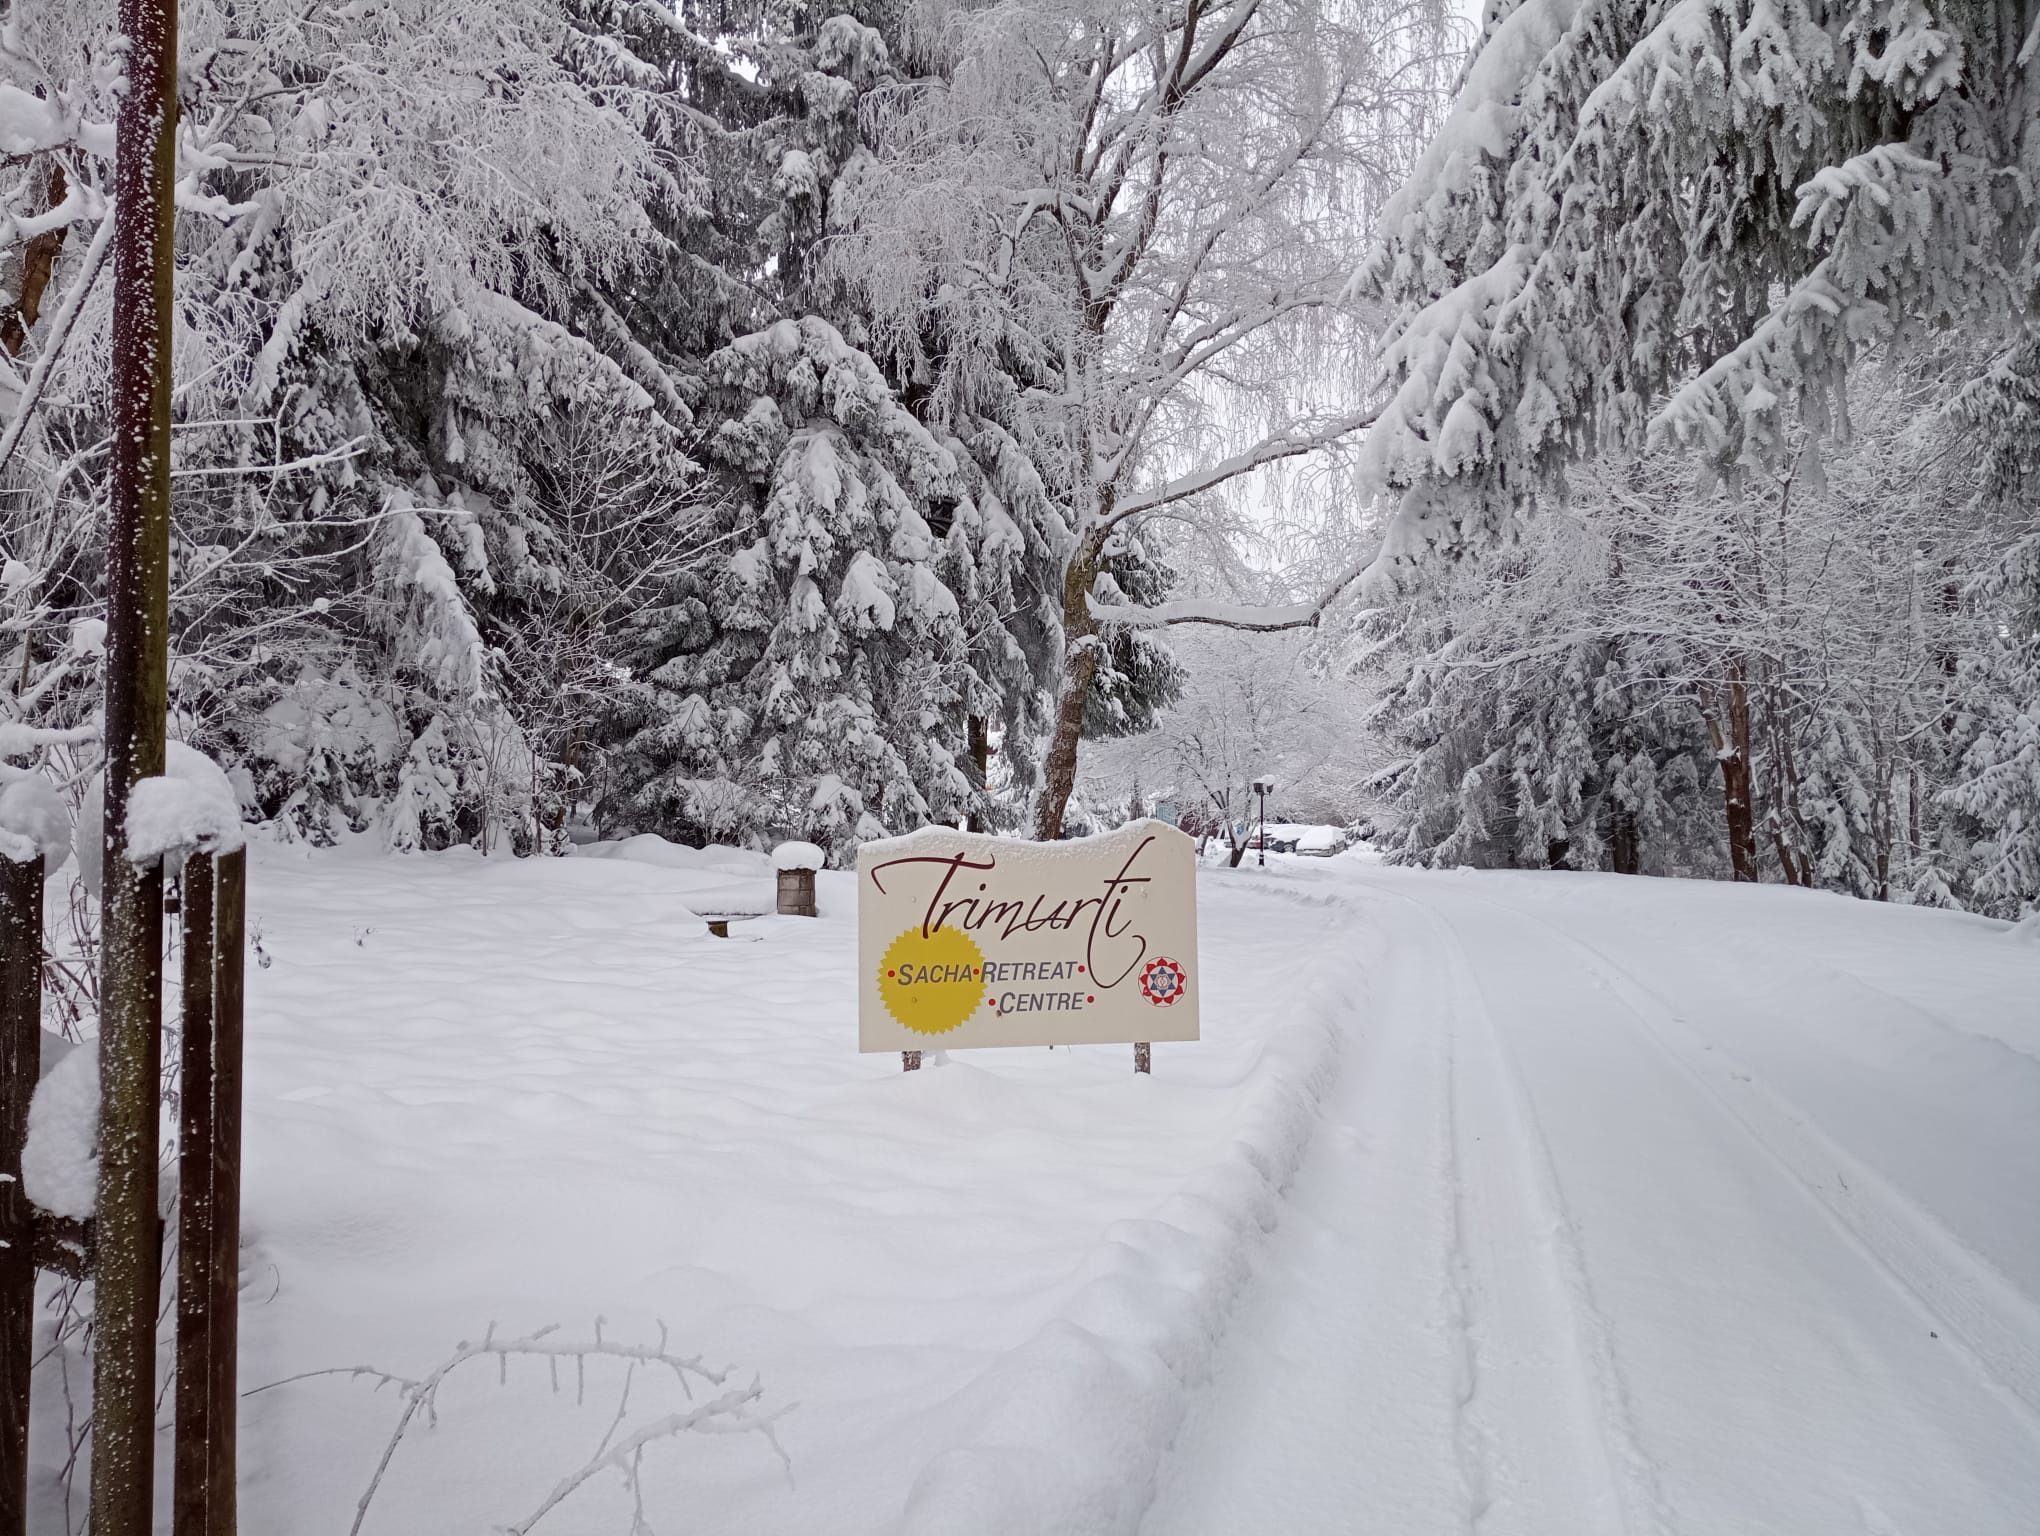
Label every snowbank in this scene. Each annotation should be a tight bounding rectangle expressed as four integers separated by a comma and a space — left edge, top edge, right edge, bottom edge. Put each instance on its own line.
896, 878, 1361, 1536
579, 832, 772, 878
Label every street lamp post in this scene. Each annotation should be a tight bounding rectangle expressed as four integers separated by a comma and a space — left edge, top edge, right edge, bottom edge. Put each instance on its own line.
1250, 777, 1276, 867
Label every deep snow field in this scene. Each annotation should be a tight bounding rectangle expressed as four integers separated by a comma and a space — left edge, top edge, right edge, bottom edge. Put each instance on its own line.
26, 836, 2040, 1535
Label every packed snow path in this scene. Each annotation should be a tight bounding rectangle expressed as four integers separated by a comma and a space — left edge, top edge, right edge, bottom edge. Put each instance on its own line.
1146, 864, 2040, 1536
29, 842, 2030, 1534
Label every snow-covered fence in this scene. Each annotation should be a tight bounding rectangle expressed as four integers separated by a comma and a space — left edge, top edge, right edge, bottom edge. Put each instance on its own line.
0, 823, 247, 1536
172, 847, 247, 1536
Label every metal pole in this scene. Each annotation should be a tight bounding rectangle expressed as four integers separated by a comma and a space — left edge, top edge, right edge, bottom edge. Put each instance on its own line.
1257, 787, 1265, 867
95, 0, 179, 1524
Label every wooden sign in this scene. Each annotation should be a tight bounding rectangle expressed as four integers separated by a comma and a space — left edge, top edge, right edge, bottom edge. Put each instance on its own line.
857, 820, 1200, 1051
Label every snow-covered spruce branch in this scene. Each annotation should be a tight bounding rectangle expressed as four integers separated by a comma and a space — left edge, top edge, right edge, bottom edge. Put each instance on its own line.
245, 1321, 791, 1536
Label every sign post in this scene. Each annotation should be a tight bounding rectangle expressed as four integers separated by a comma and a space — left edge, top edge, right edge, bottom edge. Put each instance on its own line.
858, 821, 1199, 1071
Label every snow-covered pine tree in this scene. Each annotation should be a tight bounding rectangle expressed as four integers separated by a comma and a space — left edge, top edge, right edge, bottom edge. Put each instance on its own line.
601, 318, 982, 855
1355, 0, 2037, 572
0, 0, 707, 849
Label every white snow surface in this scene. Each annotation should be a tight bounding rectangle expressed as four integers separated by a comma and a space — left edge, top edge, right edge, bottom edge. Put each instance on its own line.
21, 1042, 98, 1219
0, 765, 70, 866
771, 840, 826, 871
29, 842, 2034, 1532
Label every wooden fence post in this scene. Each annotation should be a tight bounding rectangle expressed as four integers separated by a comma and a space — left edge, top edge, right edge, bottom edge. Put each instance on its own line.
1, 855, 43, 1536
173, 849, 244, 1536
211, 849, 245, 1533
173, 854, 215, 1536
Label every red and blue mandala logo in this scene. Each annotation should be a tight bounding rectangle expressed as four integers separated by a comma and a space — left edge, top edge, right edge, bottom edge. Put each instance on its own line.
1139, 956, 1188, 1006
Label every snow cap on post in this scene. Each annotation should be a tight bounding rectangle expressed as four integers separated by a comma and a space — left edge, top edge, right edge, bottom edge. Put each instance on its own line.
21, 1044, 99, 1219
771, 840, 825, 872
122, 740, 247, 870
0, 764, 73, 867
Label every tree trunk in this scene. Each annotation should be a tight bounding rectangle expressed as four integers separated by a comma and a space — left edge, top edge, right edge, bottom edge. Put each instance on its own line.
1609, 806, 1640, 875
966, 714, 990, 833
1700, 662, 1759, 883
94, 0, 180, 1527
1034, 529, 1105, 842
0, 163, 67, 359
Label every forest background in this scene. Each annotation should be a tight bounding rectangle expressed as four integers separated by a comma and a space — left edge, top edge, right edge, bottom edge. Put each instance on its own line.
2, 0, 2034, 916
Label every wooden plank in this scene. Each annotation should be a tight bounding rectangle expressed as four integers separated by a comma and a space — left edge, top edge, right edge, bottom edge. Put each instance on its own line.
0, 856, 43, 1536
210, 849, 245, 1534
173, 853, 215, 1536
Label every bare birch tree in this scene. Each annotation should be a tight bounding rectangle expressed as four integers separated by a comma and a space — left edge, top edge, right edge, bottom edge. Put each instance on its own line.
833, 0, 1455, 836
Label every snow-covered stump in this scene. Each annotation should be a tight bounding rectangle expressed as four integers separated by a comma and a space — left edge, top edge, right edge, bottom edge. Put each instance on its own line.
770, 842, 822, 918
0, 853, 41, 1536
174, 848, 246, 1536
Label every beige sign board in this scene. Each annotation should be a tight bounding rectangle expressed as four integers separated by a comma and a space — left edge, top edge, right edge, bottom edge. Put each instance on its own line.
857, 820, 1201, 1051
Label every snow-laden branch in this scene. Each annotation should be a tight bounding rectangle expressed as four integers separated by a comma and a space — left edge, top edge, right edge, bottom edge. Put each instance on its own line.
1099, 406, 1381, 529
1088, 540, 1391, 632
0, 205, 114, 478
248, 1320, 791, 1536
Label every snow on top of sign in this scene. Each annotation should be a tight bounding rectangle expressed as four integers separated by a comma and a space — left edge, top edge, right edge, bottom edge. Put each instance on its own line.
0, 765, 72, 866
858, 818, 1191, 867
125, 741, 246, 867
771, 840, 825, 871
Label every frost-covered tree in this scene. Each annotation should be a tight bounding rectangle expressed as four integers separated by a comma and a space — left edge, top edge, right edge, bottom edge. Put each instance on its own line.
1088, 625, 1372, 863
1361, 353, 2022, 897
0, 0, 710, 850
832, 0, 1457, 837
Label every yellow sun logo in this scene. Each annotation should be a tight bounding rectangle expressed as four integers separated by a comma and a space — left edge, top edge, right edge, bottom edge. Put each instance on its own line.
879, 926, 987, 1036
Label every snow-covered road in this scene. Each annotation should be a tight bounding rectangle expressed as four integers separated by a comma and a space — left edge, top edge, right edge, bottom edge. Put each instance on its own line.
1147, 864, 2040, 1536
32, 841, 2033, 1534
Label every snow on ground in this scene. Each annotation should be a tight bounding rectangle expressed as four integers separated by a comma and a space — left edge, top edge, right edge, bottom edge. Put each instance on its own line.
1146, 862, 2040, 1536
26, 840, 2038, 1534
196, 838, 1362, 1536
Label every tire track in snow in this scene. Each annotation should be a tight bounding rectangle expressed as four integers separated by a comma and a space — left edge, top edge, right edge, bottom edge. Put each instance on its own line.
1490, 902, 2040, 1430
1139, 876, 1466, 1536
1421, 898, 1678, 1536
